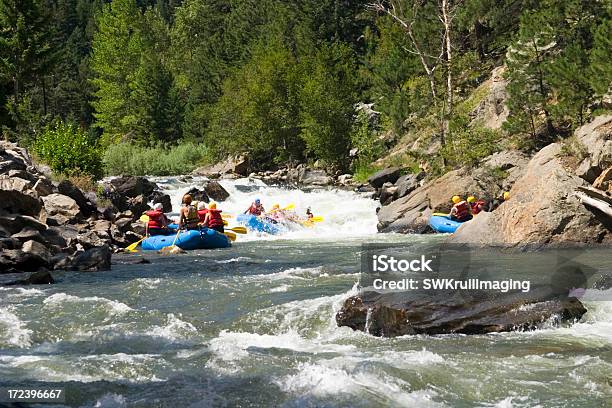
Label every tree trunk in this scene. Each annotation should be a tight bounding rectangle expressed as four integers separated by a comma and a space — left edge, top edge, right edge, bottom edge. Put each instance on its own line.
441, 0, 453, 148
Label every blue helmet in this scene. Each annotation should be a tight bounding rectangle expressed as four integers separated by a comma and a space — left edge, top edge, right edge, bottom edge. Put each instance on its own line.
255, 198, 261, 204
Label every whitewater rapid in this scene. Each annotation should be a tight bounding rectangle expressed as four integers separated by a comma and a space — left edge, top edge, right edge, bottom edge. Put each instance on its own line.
1, 177, 610, 406
149, 176, 380, 240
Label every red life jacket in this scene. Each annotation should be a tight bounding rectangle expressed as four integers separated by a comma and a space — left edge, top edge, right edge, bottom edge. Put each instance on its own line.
248, 204, 263, 215
197, 209, 208, 223
207, 209, 224, 228
452, 201, 471, 220
146, 210, 165, 229
471, 200, 486, 215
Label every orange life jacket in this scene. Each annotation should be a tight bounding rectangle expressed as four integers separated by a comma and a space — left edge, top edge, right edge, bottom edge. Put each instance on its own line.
146, 210, 166, 229
207, 209, 224, 228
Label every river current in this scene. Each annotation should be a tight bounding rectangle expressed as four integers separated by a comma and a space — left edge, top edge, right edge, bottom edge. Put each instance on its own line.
0, 177, 610, 407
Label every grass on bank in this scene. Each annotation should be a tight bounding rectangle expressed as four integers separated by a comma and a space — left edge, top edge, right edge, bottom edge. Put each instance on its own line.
103, 142, 212, 176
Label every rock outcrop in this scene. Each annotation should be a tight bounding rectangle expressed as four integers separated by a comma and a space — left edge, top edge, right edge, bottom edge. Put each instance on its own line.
0, 141, 127, 284
451, 124, 612, 248
336, 288, 586, 337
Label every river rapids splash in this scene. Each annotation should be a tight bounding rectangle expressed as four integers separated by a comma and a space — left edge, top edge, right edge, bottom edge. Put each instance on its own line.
0, 178, 610, 407
151, 176, 380, 240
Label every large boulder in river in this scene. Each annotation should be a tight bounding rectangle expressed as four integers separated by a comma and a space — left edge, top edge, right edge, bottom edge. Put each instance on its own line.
204, 180, 230, 202
193, 154, 249, 177
336, 287, 586, 336
451, 143, 611, 248
108, 176, 157, 198
368, 167, 400, 189
0, 249, 49, 272
574, 115, 612, 183
186, 187, 209, 203
69, 245, 111, 271
298, 169, 333, 186
149, 191, 172, 212
42, 193, 81, 224
0, 176, 41, 216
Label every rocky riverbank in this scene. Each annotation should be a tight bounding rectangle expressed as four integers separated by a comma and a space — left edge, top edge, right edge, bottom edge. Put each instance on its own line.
372, 115, 612, 248
336, 116, 611, 337
193, 156, 358, 188
0, 141, 232, 285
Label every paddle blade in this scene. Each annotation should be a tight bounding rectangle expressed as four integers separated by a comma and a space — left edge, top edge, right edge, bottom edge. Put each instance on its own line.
125, 237, 144, 252
224, 231, 237, 241
222, 213, 233, 219
432, 212, 450, 216
228, 226, 247, 234
223, 219, 228, 226
282, 203, 295, 211
310, 216, 324, 222
140, 214, 149, 223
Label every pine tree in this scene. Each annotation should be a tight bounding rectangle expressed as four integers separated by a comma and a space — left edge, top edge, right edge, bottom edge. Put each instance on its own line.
0, 0, 53, 133
90, 0, 143, 144
589, 17, 611, 98
504, 8, 558, 141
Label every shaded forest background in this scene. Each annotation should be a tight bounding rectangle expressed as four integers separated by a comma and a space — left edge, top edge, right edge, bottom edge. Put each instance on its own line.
0, 0, 610, 179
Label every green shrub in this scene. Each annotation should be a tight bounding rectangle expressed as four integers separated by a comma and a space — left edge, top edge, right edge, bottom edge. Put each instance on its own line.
34, 121, 103, 179
103, 142, 212, 176
441, 116, 502, 168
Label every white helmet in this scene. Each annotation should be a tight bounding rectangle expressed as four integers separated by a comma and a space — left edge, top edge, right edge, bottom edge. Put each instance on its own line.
153, 203, 163, 211
197, 201, 207, 210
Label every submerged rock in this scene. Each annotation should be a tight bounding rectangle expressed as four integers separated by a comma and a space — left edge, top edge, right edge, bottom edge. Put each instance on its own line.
336, 287, 587, 337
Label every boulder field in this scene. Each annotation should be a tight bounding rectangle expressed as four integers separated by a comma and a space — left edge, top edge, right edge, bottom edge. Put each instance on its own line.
0, 141, 231, 286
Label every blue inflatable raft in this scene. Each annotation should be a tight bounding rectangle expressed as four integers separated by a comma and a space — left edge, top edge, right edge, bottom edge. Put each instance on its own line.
236, 214, 281, 234
141, 228, 231, 251
428, 215, 469, 234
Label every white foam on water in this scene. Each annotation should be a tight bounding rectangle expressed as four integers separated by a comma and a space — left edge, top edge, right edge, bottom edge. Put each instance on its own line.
208, 329, 357, 362
147, 313, 198, 341
369, 348, 446, 368
0, 287, 45, 299
276, 361, 444, 407
214, 257, 253, 264
0, 307, 32, 348
131, 278, 162, 289
485, 396, 534, 408
0, 353, 165, 383
150, 176, 379, 241
94, 393, 128, 408
269, 284, 291, 293
43, 293, 133, 315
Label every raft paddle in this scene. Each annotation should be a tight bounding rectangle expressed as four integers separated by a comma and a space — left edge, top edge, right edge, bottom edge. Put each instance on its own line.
227, 226, 247, 234
224, 231, 237, 241
432, 212, 450, 216
126, 237, 144, 252
160, 228, 182, 253
126, 213, 152, 252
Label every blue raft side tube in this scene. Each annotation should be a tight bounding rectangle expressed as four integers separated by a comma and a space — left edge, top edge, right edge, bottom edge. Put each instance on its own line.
428, 215, 467, 234
141, 227, 231, 250
236, 214, 281, 234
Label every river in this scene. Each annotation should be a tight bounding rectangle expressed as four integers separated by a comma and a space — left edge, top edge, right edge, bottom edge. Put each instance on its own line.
0, 177, 610, 407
